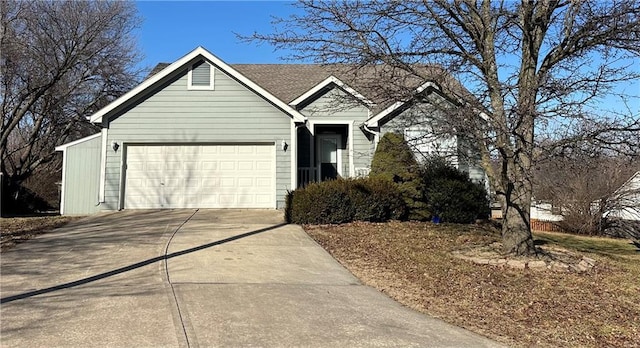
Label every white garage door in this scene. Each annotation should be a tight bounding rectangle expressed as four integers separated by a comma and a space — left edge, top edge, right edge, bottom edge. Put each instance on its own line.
124, 144, 275, 209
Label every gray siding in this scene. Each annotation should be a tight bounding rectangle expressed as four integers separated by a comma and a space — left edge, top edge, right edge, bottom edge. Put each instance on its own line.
103, 61, 293, 209
62, 136, 102, 215
381, 103, 459, 167
301, 88, 373, 175
380, 99, 488, 190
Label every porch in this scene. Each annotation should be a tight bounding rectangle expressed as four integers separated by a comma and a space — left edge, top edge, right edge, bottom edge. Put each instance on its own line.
295, 123, 371, 187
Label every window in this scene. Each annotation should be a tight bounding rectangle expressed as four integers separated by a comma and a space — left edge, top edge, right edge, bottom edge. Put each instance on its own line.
188, 60, 214, 90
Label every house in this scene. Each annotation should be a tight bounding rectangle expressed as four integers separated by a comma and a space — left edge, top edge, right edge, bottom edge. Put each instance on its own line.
604, 171, 640, 221
56, 47, 486, 215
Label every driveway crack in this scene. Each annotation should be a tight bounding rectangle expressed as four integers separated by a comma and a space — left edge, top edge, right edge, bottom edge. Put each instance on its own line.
163, 209, 199, 348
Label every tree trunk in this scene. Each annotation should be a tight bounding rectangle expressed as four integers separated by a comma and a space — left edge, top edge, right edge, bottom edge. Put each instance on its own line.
501, 181, 537, 255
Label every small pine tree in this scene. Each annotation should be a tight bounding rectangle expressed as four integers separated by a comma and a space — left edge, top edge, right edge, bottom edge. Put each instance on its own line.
370, 132, 429, 220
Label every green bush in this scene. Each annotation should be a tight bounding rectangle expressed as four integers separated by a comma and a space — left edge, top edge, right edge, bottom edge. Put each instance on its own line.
286, 177, 407, 224
288, 179, 354, 224
421, 157, 490, 223
350, 177, 407, 222
370, 132, 428, 220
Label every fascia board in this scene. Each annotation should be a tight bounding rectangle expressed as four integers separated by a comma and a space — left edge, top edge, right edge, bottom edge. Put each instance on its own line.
90, 46, 307, 124
55, 133, 102, 152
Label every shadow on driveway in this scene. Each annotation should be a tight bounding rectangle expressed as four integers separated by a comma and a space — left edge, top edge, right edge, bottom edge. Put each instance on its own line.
1, 215, 285, 304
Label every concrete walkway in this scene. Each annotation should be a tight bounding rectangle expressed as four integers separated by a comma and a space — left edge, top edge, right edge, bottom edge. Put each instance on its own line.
1, 209, 503, 347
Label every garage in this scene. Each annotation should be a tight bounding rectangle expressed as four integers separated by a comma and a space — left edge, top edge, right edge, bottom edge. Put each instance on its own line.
124, 144, 275, 209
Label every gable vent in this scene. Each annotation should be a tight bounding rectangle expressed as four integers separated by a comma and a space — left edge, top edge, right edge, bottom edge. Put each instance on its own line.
188, 60, 214, 90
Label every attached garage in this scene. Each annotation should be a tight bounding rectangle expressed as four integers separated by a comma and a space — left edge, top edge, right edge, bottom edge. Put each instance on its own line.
124, 144, 275, 209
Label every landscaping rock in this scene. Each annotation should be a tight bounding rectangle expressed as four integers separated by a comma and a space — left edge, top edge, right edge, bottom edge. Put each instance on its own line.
471, 257, 491, 265
527, 260, 547, 270
506, 260, 526, 269
550, 261, 570, 272
489, 258, 507, 266
582, 257, 596, 266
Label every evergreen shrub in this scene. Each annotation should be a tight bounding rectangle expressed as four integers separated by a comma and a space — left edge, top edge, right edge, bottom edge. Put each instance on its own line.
369, 132, 429, 220
285, 177, 406, 224
422, 156, 490, 223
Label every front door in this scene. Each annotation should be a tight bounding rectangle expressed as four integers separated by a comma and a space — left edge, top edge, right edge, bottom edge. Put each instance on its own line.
317, 134, 341, 181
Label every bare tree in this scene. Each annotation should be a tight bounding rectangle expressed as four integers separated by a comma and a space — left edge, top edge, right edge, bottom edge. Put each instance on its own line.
249, 0, 640, 255
534, 147, 639, 238
1, 0, 141, 208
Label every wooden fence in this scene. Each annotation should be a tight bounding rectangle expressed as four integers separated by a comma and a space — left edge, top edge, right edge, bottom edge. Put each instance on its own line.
530, 219, 565, 232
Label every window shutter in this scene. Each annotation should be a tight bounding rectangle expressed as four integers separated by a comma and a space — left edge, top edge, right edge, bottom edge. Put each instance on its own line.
191, 61, 211, 86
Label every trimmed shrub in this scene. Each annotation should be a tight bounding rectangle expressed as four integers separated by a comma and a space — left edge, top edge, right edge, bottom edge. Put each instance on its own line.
350, 177, 407, 222
421, 157, 490, 223
286, 177, 407, 224
289, 179, 354, 224
370, 132, 428, 220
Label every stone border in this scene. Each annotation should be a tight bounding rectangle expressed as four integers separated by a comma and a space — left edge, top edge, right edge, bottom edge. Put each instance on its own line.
452, 251, 596, 273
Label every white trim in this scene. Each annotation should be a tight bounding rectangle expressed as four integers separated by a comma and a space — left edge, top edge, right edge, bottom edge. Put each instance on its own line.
290, 119, 297, 190
55, 133, 102, 151
118, 143, 126, 210
187, 61, 215, 90
308, 120, 354, 178
308, 120, 354, 135
272, 142, 278, 209
365, 81, 441, 128
89, 46, 306, 124
98, 128, 108, 203
308, 120, 355, 180
59, 149, 67, 215
290, 75, 374, 108
349, 121, 355, 177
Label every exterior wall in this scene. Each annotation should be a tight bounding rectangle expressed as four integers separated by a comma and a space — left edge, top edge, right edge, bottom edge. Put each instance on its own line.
104, 61, 292, 209
607, 173, 640, 221
531, 202, 564, 222
380, 97, 489, 190
61, 136, 102, 215
300, 88, 373, 175
380, 101, 459, 166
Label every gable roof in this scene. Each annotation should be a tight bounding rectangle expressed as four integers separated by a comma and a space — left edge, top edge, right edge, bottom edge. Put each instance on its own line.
149, 61, 472, 114
614, 171, 640, 196
90, 47, 307, 124
55, 133, 101, 151
289, 75, 374, 108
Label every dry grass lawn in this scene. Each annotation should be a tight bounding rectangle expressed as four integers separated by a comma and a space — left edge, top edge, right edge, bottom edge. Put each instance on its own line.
1, 215, 80, 251
305, 222, 640, 348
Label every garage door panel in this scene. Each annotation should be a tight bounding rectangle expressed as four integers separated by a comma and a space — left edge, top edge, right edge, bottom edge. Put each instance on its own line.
255, 194, 272, 204
256, 178, 272, 188
202, 161, 218, 170
125, 144, 274, 209
202, 178, 221, 188
237, 146, 254, 154
237, 161, 254, 170
235, 177, 250, 186
222, 146, 239, 155
219, 161, 236, 170
256, 161, 272, 171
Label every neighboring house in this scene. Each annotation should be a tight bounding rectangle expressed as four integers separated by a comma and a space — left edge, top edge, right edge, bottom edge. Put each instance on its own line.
56, 47, 486, 215
603, 171, 640, 221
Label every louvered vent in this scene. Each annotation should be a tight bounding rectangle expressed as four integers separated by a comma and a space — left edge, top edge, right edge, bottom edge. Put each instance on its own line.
191, 61, 211, 86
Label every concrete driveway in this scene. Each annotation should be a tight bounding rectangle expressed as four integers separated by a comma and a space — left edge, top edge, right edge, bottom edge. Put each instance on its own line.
1, 209, 502, 347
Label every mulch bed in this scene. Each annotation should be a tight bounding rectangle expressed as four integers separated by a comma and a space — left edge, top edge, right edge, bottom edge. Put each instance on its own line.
305, 221, 640, 348
1, 216, 79, 251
